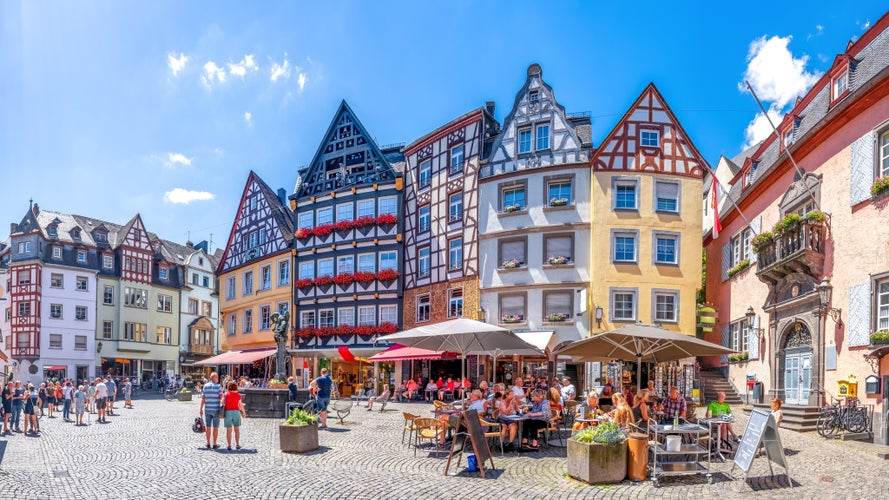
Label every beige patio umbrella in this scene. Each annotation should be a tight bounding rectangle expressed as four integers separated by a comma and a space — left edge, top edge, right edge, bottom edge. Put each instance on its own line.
381, 318, 539, 385
554, 323, 736, 390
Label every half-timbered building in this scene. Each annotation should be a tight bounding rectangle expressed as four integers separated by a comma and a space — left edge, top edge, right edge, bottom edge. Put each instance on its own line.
402, 106, 498, 332
289, 101, 404, 393
215, 171, 294, 376
478, 64, 593, 384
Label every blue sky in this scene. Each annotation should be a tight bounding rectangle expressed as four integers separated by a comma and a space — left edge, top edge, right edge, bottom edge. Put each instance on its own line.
2, 1, 886, 250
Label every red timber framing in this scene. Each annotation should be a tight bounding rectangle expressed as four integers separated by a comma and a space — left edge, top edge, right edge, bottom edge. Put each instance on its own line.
10, 263, 41, 358
403, 108, 492, 290
119, 215, 154, 284
592, 83, 705, 179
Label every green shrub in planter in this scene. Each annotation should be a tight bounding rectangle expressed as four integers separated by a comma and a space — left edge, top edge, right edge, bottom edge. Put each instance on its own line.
871, 330, 889, 345
752, 231, 773, 252
568, 422, 628, 484
871, 177, 889, 198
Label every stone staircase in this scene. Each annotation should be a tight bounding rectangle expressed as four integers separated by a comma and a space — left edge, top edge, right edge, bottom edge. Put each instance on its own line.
698, 370, 744, 406
750, 402, 821, 432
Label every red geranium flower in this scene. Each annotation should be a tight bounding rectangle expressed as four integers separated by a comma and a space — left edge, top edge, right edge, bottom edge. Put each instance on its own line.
312, 275, 332, 286
375, 268, 400, 281
352, 216, 376, 228
313, 224, 333, 237
295, 278, 313, 289
352, 271, 375, 283
333, 220, 353, 232
332, 273, 354, 285
295, 228, 312, 239
376, 213, 397, 225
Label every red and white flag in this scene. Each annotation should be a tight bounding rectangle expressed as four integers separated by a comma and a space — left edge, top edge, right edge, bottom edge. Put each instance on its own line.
710, 178, 723, 239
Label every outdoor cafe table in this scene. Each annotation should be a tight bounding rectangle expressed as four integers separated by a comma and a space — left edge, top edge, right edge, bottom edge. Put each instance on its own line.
699, 415, 735, 461
500, 413, 528, 456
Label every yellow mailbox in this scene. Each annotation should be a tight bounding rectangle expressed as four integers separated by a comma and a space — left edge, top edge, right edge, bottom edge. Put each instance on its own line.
837, 375, 858, 399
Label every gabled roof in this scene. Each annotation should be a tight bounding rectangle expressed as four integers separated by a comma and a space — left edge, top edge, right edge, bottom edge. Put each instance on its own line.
293, 100, 400, 200
404, 106, 497, 154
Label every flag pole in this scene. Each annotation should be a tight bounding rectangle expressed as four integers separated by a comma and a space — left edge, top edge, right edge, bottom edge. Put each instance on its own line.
745, 80, 821, 213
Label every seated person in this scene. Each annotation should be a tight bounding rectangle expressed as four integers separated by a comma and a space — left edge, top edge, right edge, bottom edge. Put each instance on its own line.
611, 393, 633, 429
632, 389, 653, 429
659, 386, 687, 424
622, 385, 635, 408
366, 384, 390, 411
496, 391, 520, 448
706, 391, 737, 442
510, 377, 526, 404
437, 377, 455, 401
405, 379, 419, 401
546, 387, 563, 413
478, 380, 491, 400
424, 380, 438, 402
520, 389, 551, 450
439, 390, 486, 445
572, 393, 601, 432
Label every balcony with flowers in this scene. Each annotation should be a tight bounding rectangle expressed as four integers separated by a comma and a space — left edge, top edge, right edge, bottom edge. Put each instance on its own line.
754, 211, 826, 284
296, 270, 401, 298
294, 213, 399, 249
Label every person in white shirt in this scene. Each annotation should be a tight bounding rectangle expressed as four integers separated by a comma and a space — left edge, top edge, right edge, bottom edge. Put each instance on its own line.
559, 377, 576, 403
94, 378, 109, 423
511, 377, 526, 403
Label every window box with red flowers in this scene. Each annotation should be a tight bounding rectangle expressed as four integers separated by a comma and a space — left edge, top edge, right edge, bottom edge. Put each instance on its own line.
500, 314, 524, 324
295, 228, 313, 239
333, 273, 355, 287
372, 322, 398, 335
353, 271, 375, 284
296, 327, 316, 339
376, 213, 397, 226
295, 278, 313, 290
352, 216, 376, 228
375, 269, 400, 282
333, 220, 354, 233
312, 275, 333, 287
312, 224, 333, 238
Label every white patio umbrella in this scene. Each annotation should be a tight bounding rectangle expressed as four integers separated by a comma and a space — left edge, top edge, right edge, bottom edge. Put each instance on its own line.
381, 318, 540, 385
555, 323, 736, 390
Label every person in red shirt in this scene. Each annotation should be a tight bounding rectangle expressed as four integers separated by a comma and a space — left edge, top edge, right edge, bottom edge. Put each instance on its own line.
222, 382, 247, 450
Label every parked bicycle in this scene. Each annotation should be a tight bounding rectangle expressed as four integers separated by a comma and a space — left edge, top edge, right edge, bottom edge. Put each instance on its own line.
163, 387, 180, 402
816, 397, 869, 437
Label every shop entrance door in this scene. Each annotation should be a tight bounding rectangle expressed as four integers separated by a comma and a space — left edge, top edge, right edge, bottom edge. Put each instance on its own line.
783, 350, 812, 405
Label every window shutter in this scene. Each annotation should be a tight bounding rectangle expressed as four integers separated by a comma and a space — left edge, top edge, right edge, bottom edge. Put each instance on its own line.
721, 324, 731, 363
749, 217, 762, 264
847, 282, 872, 347
545, 236, 572, 259
720, 243, 732, 281
545, 292, 571, 316
656, 181, 679, 200
748, 315, 760, 359
501, 241, 525, 264
501, 295, 525, 316
849, 131, 875, 206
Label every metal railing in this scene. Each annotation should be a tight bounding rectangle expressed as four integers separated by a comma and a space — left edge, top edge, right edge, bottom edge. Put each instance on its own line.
756, 220, 825, 272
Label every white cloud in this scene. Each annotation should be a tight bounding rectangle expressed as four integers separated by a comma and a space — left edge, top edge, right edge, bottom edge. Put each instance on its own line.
167, 52, 189, 76
816, 24, 824, 33
297, 72, 307, 92
228, 54, 258, 78
244, 112, 252, 126
201, 61, 226, 88
166, 153, 192, 167
163, 188, 214, 204
270, 53, 291, 82
742, 105, 783, 150
739, 35, 821, 109
857, 19, 871, 30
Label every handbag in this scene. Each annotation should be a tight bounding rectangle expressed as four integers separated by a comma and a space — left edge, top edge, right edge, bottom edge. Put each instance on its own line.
218, 394, 226, 418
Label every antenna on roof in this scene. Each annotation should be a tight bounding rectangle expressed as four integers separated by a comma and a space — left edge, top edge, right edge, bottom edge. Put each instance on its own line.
209, 233, 214, 253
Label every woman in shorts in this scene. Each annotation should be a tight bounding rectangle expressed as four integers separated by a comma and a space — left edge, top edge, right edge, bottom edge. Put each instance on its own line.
44, 383, 56, 418
222, 381, 247, 450
23, 384, 38, 435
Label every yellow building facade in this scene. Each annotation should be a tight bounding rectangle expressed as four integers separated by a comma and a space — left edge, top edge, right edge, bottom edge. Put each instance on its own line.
589, 85, 705, 338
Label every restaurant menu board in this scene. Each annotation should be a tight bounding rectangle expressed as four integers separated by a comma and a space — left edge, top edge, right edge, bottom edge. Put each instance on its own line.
445, 409, 494, 478
733, 409, 788, 476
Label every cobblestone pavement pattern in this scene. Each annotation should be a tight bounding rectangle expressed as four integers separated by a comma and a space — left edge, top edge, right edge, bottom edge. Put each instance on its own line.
0, 395, 886, 499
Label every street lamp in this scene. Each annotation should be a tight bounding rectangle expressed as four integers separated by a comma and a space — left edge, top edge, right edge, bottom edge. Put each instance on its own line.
816, 277, 843, 325
745, 305, 764, 340
595, 306, 603, 329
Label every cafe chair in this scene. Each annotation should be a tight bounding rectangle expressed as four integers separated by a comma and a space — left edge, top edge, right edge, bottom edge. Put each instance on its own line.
413, 418, 446, 457
479, 417, 505, 456
433, 400, 456, 412
563, 400, 578, 428
542, 408, 564, 448
401, 411, 420, 446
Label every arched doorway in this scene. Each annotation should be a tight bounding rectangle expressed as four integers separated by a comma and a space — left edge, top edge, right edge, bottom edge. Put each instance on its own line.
779, 322, 813, 405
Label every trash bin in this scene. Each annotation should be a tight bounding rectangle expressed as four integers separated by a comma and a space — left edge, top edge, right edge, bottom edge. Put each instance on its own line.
752, 382, 763, 404
627, 432, 648, 481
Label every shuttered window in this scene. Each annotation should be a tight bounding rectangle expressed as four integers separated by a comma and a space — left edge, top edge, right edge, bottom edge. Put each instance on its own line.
544, 291, 572, 322
655, 180, 680, 213
544, 235, 572, 263
499, 239, 526, 268
500, 294, 526, 323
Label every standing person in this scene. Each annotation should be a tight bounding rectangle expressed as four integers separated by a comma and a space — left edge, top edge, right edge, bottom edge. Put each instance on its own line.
2, 382, 13, 435
74, 385, 87, 426
62, 381, 73, 422
12, 380, 25, 432
559, 377, 576, 403
222, 381, 247, 450
94, 378, 108, 423
86, 381, 96, 414
36, 382, 46, 417
770, 398, 784, 427
106, 377, 118, 415
23, 384, 38, 435
43, 382, 56, 418
123, 378, 133, 409
312, 368, 333, 429
199, 372, 222, 449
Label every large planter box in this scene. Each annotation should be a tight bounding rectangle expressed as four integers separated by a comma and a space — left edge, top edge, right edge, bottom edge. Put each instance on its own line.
242, 388, 289, 418
279, 423, 319, 453
567, 439, 627, 484
178, 392, 193, 402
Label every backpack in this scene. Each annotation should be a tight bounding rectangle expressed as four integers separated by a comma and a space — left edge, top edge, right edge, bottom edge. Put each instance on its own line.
192, 416, 205, 433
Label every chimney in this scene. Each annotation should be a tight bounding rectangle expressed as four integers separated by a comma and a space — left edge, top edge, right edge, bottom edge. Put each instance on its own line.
485, 101, 495, 116
277, 188, 287, 206
186, 241, 194, 249
32, 203, 39, 216
10, 223, 18, 234
195, 240, 209, 252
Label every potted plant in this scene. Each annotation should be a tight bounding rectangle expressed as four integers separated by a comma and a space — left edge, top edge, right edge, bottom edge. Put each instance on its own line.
500, 314, 523, 324
268, 377, 287, 389
178, 387, 193, 402
805, 210, 827, 223
546, 313, 569, 322
549, 197, 569, 207
751, 231, 774, 252
728, 352, 750, 363
871, 177, 889, 198
727, 259, 750, 278
870, 330, 889, 345
548, 256, 569, 265
504, 204, 522, 213
772, 213, 802, 236
279, 407, 319, 453
501, 258, 522, 269
567, 421, 628, 484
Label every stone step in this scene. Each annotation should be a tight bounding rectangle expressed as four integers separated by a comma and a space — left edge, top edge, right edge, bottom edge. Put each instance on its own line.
747, 403, 821, 432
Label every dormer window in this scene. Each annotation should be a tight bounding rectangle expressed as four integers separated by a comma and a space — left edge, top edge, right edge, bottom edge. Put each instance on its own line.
832, 70, 848, 101
94, 231, 107, 243
782, 129, 794, 149
71, 228, 81, 240
529, 90, 539, 103
641, 129, 660, 147
47, 225, 58, 237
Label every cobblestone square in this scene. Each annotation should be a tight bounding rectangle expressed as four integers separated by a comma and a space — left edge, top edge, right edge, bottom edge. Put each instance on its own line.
1, 394, 887, 499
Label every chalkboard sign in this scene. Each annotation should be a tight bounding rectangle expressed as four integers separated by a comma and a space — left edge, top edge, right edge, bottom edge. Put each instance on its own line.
444, 409, 495, 478
732, 409, 790, 491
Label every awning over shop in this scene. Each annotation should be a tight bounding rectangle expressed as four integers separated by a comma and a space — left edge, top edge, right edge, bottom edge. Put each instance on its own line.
194, 347, 277, 366
288, 348, 384, 360
369, 344, 457, 361
45, 365, 67, 370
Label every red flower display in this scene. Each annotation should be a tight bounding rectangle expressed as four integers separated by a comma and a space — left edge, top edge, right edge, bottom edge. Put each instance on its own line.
312, 275, 332, 286
352, 216, 376, 228
352, 271, 375, 283
375, 268, 400, 281
376, 213, 397, 225
312, 224, 333, 237
297, 323, 398, 338
296, 326, 315, 338
333, 220, 353, 232
295, 278, 313, 289
372, 322, 398, 335
332, 273, 355, 285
